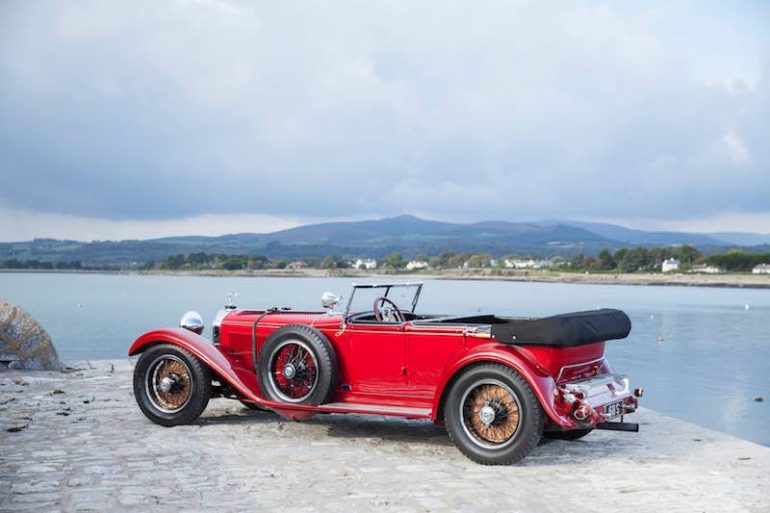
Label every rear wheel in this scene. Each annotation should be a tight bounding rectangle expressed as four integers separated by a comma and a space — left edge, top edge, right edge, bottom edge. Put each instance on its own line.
544, 428, 593, 441
133, 344, 211, 427
258, 325, 337, 406
445, 363, 543, 465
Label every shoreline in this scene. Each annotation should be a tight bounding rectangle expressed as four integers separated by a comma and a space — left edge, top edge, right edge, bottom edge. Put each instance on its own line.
3, 267, 769, 289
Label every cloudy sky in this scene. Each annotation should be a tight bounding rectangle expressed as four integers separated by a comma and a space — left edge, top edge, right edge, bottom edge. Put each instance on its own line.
1, 0, 768, 241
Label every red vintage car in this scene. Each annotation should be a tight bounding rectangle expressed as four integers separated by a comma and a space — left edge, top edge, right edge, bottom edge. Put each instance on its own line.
129, 282, 642, 465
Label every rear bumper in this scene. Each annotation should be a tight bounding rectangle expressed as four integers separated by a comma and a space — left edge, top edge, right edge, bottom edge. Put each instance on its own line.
559, 373, 640, 426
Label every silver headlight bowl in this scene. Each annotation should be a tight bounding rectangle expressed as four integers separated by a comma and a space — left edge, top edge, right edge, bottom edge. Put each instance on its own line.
179, 311, 204, 335
321, 291, 340, 311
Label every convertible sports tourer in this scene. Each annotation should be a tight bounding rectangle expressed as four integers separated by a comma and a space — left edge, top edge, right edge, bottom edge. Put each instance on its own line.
129, 283, 641, 465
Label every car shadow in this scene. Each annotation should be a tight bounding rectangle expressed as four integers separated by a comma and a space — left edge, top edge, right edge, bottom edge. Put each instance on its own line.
197, 406, 639, 466
196, 406, 282, 426
314, 415, 454, 447
198, 406, 453, 446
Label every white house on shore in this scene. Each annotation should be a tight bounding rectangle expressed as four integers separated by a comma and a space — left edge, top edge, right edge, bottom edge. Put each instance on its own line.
406, 260, 429, 271
752, 263, 770, 274
661, 258, 680, 273
688, 264, 722, 274
504, 258, 553, 269
353, 258, 377, 270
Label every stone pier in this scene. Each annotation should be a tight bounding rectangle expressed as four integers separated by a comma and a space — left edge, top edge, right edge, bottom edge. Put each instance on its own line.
1, 360, 768, 512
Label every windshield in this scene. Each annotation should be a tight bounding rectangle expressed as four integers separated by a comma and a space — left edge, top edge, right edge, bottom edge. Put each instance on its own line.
343, 283, 423, 318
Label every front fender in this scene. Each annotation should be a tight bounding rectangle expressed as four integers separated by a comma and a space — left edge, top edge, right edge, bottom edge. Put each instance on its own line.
128, 328, 261, 403
432, 343, 575, 428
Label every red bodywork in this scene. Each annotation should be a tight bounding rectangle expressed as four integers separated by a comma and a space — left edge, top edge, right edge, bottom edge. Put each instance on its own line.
129, 308, 638, 429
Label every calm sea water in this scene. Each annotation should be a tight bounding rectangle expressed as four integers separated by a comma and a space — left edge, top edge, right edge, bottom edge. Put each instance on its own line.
1, 272, 768, 446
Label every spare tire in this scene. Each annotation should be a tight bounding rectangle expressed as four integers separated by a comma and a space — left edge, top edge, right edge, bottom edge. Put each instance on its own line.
258, 324, 337, 405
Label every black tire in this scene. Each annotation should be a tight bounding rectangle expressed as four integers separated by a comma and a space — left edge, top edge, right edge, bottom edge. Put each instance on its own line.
444, 363, 543, 465
133, 343, 211, 427
544, 428, 593, 441
258, 324, 337, 405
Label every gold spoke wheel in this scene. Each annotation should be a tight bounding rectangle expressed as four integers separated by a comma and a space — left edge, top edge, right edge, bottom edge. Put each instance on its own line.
146, 355, 193, 413
467, 384, 520, 443
461, 379, 522, 449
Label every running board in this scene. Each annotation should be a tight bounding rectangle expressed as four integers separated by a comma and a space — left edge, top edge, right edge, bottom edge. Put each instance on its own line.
316, 402, 432, 419
595, 421, 639, 432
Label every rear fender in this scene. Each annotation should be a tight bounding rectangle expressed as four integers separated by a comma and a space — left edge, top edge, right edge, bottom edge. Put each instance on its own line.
432, 344, 575, 428
129, 328, 262, 403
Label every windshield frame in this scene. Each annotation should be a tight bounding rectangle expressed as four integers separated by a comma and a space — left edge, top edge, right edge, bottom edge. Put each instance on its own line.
342, 282, 423, 327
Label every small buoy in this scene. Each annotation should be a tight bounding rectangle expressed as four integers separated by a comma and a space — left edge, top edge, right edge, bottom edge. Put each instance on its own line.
754, 396, 763, 402
656, 337, 665, 344
745, 304, 750, 311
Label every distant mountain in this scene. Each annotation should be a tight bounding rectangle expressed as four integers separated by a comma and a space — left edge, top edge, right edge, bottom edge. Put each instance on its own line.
0, 214, 761, 266
707, 232, 770, 246
533, 219, 724, 246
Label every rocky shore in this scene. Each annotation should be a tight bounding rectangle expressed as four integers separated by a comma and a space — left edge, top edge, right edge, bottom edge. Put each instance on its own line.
1, 360, 768, 512
0, 299, 61, 371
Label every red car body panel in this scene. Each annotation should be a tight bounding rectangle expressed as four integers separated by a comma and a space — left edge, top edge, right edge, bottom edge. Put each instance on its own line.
130, 304, 637, 429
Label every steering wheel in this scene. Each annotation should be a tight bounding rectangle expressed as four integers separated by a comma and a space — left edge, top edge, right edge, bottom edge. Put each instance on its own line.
373, 297, 405, 323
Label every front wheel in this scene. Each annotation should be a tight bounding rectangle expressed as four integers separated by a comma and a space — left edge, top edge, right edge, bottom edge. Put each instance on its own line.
133, 344, 211, 427
445, 363, 543, 465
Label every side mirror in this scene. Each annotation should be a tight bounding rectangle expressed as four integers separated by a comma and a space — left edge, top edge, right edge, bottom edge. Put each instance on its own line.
321, 291, 340, 311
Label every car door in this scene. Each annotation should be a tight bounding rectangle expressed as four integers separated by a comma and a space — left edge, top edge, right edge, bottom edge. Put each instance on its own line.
404, 323, 467, 400
344, 321, 410, 399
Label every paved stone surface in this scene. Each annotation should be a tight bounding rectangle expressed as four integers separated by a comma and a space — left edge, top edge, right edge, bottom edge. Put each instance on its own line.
0, 360, 768, 513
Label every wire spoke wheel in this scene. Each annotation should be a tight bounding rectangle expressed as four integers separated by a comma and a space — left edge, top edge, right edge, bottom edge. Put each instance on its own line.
446, 364, 543, 465
134, 344, 211, 427
460, 379, 521, 449
268, 339, 319, 403
258, 325, 337, 408
145, 355, 193, 414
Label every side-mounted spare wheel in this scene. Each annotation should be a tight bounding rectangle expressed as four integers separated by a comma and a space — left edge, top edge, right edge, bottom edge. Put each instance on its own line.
133, 343, 212, 427
444, 363, 544, 465
258, 324, 337, 406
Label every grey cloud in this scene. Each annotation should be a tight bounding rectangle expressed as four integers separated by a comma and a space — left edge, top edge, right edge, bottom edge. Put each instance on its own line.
0, 1, 768, 223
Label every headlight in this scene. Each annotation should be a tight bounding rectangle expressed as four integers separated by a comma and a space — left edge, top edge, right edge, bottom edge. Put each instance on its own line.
179, 311, 204, 335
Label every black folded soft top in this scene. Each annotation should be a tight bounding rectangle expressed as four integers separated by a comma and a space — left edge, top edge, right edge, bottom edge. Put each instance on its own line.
489, 308, 632, 347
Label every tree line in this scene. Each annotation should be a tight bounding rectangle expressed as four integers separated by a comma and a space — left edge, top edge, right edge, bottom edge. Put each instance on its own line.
1, 259, 86, 270
567, 245, 702, 272
2, 247, 769, 273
